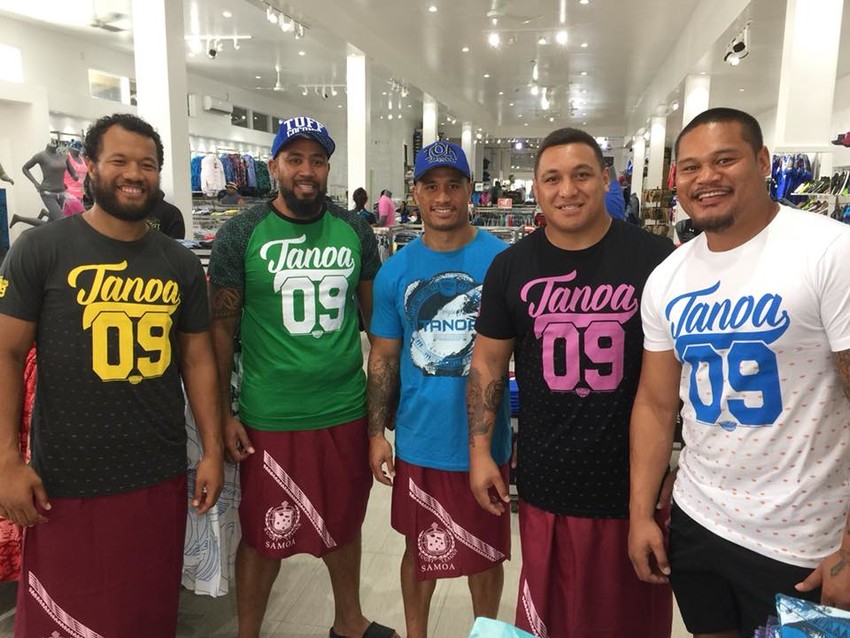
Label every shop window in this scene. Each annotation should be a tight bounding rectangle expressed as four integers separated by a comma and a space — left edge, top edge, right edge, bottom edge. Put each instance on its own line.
272, 117, 285, 135
232, 106, 249, 128
88, 69, 132, 105
253, 111, 270, 132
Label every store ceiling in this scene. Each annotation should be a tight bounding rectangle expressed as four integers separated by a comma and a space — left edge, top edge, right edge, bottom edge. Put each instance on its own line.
2, 0, 849, 142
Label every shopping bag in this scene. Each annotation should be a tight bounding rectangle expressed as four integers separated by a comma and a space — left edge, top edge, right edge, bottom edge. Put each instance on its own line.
468, 617, 535, 638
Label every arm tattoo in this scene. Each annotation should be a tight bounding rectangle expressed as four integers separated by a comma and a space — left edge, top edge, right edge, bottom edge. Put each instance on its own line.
467, 368, 506, 447
211, 287, 243, 321
831, 550, 849, 577
834, 349, 850, 402
366, 357, 400, 437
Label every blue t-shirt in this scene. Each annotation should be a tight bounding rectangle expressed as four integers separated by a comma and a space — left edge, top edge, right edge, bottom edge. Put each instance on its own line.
371, 229, 512, 471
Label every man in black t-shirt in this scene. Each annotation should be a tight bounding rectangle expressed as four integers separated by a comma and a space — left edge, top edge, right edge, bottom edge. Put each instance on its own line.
148, 190, 186, 238
0, 113, 223, 638
467, 128, 674, 637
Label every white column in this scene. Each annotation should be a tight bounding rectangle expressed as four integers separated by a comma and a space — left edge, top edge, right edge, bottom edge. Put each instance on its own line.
774, 0, 843, 177
461, 122, 474, 179
675, 74, 711, 232
775, 0, 843, 148
474, 143, 484, 184
346, 48, 370, 206
631, 134, 647, 204
646, 115, 666, 190
682, 74, 711, 128
131, 0, 192, 234
422, 94, 438, 146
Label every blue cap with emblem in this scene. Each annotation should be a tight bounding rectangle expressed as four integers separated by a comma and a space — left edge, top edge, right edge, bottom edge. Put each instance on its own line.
414, 141, 471, 182
271, 116, 336, 159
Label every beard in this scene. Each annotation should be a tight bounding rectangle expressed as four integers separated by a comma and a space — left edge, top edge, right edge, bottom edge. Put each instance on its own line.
90, 175, 159, 222
281, 182, 327, 219
690, 212, 735, 233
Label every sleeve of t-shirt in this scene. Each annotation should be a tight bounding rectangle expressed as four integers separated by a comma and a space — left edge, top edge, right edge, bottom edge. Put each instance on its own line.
641, 267, 675, 353
0, 231, 47, 322
162, 204, 186, 240
369, 263, 403, 339
207, 215, 246, 291
356, 216, 381, 281
178, 257, 211, 333
475, 251, 516, 340
817, 229, 850, 352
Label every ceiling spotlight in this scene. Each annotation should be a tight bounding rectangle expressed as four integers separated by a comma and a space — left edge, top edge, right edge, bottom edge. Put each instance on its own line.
331, 88, 338, 96
579, 0, 589, 4
556, 30, 568, 45
671, 101, 679, 111
484, 73, 490, 78
388, 114, 394, 120
266, 7, 278, 23
280, 18, 295, 33
724, 22, 750, 66
549, 116, 554, 122
580, 42, 588, 48
302, 87, 308, 96
298, 50, 306, 56
538, 36, 547, 45
428, 5, 437, 12
532, 60, 539, 82
462, 46, 470, 52
488, 31, 501, 47
580, 71, 587, 76
222, 10, 232, 18
515, 141, 523, 150
530, 84, 539, 96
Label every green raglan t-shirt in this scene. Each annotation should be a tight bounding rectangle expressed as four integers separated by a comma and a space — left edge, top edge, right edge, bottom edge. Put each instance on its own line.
208, 201, 381, 430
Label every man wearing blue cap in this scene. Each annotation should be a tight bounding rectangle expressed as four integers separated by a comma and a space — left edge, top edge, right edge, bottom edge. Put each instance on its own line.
368, 141, 512, 637
208, 116, 396, 638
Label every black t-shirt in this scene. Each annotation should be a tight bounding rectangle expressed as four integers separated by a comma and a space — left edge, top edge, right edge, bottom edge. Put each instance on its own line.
148, 198, 186, 239
477, 221, 674, 517
0, 215, 209, 497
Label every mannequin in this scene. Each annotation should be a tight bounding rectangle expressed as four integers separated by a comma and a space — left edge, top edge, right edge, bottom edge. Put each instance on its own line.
21, 140, 77, 221
0, 161, 13, 185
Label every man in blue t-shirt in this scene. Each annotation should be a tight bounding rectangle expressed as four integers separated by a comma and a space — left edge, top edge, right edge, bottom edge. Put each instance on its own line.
368, 141, 512, 638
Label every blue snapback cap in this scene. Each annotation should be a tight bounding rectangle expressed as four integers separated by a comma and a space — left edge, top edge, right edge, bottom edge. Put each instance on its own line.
414, 141, 471, 181
271, 116, 335, 158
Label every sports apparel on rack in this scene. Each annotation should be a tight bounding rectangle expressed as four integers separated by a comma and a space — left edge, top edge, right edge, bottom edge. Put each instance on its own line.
0, 215, 210, 498
208, 201, 380, 431
371, 229, 512, 471
476, 222, 673, 517
642, 205, 850, 568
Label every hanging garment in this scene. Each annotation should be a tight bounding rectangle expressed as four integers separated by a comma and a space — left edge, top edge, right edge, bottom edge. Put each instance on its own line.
200, 155, 226, 196
64, 153, 87, 201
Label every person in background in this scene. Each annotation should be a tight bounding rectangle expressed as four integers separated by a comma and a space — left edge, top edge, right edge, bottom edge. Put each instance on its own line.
629, 107, 850, 637
148, 190, 186, 239
352, 187, 376, 226
220, 181, 244, 206
604, 159, 626, 220
207, 115, 396, 638
378, 188, 396, 227
368, 141, 511, 638
0, 112, 223, 637
468, 127, 674, 638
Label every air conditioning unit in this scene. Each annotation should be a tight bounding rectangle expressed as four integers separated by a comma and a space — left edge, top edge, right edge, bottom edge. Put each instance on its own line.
202, 95, 233, 115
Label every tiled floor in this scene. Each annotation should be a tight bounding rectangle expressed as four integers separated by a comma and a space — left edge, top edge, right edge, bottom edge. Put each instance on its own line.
0, 334, 690, 637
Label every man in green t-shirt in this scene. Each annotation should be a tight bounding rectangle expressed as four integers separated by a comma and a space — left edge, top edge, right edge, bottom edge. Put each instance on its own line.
208, 116, 396, 638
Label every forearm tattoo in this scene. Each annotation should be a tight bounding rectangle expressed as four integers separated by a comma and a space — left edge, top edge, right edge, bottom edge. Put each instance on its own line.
831, 549, 849, 577
367, 357, 400, 437
211, 287, 243, 321
467, 368, 505, 447
835, 349, 850, 402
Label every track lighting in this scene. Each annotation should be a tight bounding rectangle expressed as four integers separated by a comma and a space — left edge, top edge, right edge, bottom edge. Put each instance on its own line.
724, 22, 750, 66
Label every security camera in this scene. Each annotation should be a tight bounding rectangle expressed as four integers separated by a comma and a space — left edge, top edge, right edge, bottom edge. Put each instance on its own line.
208, 48, 217, 59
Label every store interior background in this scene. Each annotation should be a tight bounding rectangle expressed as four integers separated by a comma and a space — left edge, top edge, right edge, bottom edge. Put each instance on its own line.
0, 0, 849, 242
1, 0, 850, 635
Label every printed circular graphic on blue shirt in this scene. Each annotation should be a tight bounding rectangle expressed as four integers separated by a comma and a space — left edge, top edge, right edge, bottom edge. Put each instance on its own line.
404, 271, 481, 377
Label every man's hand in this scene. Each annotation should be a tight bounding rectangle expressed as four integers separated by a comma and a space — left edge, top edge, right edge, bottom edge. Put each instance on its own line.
192, 453, 224, 515
368, 434, 395, 486
469, 454, 509, 515
796, 548, 850, 609
628, 517, 671, 584
223, 414, 254, 463
0, 459, 50, 527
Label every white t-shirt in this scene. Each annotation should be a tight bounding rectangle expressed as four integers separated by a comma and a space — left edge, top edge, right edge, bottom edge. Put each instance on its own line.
642, 205, 850, 568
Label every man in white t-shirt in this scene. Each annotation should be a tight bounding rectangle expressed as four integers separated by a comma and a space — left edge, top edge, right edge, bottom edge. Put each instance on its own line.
628, 107, 850, 637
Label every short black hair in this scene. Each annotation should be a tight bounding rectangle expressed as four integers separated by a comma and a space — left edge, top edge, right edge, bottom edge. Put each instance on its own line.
83, 113, 165, 170
675, 107, 764, 157
353, 187, 368, 208
535, 128, 606, 175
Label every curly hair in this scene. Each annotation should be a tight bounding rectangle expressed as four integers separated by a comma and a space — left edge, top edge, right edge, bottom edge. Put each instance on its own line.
83, 113, 164, 170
